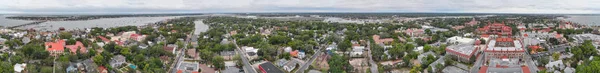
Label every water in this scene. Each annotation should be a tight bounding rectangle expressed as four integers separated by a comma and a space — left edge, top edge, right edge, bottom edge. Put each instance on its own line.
0, 15, 37, 27
193, 20, 209, 34
560, 15, 600, 26
17, 16, 180, 31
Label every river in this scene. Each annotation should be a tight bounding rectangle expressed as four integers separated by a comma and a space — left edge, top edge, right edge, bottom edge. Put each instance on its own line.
559, 15, 600, 26
193, 20, 209, 34
15, 16, 180, 31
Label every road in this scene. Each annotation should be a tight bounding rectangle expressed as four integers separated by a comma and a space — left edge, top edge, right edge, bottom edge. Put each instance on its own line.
470, 53, 484, 73
169, 33, 191, 73
524, 51, 539, 72
295, 50, 322, 73
233, 40, 257, 73
366, 42, 379, 73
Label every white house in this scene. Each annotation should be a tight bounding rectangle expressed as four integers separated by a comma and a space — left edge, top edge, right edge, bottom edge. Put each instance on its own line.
350, 46, 365, 57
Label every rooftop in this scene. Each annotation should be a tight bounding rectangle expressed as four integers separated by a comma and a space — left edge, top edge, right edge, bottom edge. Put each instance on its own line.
486, 38, 524, 52
446, 44, 477, 57
259, 62, 284, 73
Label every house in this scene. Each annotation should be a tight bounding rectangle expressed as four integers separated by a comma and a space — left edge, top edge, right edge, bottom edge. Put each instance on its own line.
350, 46, 365, 57
187, 49, 198, 59
277, 59, 289, 67
65, 41, 87, 54
22, 37, 30, 44
97, 36, 110, 43
545, 60, 565, 71
45, 40, 65, 56
290, 50, 299, 58
284, 47, 292, 53
259, 62, 284, 73
283, 59, 300, 72
220, 51, 235, 60
243, 46, 259, 60
418, 52, 436, 64
14, 63, 26, 73
82, 59, 98, 73
0, 37, 6, 45
163, 44, 178, 54
110, 55, 126, 68
98, 66, 108, 73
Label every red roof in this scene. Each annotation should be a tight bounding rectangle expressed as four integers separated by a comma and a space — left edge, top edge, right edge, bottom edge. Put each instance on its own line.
130, 34, 140, 40
290, 50, 299, 57
97, 36, 110, 43
522, 66, 531, 73
98, 66, 108, 73
177, 70, 183, 73
479, 66, 488, 73
163, 46, 175, 53
45, 40, 65, 52
495, 38, 513, 42
65, 41, 87, 53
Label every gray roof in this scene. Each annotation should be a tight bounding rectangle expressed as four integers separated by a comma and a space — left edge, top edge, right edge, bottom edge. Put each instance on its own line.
486, 67, 524, 73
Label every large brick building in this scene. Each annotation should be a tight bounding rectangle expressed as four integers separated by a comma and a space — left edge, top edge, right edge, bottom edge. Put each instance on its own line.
477, 23, 512, 37
483, 38, 525, 61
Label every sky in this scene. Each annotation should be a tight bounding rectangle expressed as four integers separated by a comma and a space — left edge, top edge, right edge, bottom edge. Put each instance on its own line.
1, 0, 600, 14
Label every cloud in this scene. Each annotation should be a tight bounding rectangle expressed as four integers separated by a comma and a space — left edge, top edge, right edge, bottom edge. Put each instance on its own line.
0, 0, 599, 14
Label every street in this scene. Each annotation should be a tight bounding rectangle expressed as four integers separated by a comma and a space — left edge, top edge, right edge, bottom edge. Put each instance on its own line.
295, 50, 322, 73
233, 40, 257, 73
366, 42, 379, 73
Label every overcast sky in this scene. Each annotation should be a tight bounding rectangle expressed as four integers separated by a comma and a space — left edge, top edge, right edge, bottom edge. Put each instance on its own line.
1, 0, 600, 14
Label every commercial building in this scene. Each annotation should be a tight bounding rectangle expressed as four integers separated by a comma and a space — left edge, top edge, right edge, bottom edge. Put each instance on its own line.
258, 62, 284, 73
446, 44, 479, 62
483, 38, 525, 61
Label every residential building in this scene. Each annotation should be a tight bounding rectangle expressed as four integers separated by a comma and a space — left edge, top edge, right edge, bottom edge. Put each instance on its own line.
283, 59, 300, 72
14, 63, 26, 73
351, 46, 365, 57
110, 55, 126, 68
163, 44, 178, 54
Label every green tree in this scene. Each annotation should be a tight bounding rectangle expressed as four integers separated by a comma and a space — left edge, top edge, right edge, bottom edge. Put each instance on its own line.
552, 52, 560, 60
338, 39, 352, 52
328, 53, 352, 73
60, 32, 73, 39
212, 56, 226, 70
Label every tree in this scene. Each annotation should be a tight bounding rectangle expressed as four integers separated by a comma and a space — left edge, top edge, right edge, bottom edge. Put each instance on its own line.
410, 64, 422, 73
268, 35, 291, 45
329, 53, 352, 73
199, 49, 214, 61
552, 52, 560, 60
338, 39, 352, 52
212, 56, 225, 70
93, 55, 106, 66
423, 44, 433, 52
66, 39, 77, 45
233, 54, 243, 67
59, 32, 73, 39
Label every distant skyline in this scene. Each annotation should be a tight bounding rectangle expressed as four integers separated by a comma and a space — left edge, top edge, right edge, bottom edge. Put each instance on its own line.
1, 0, 600, 14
